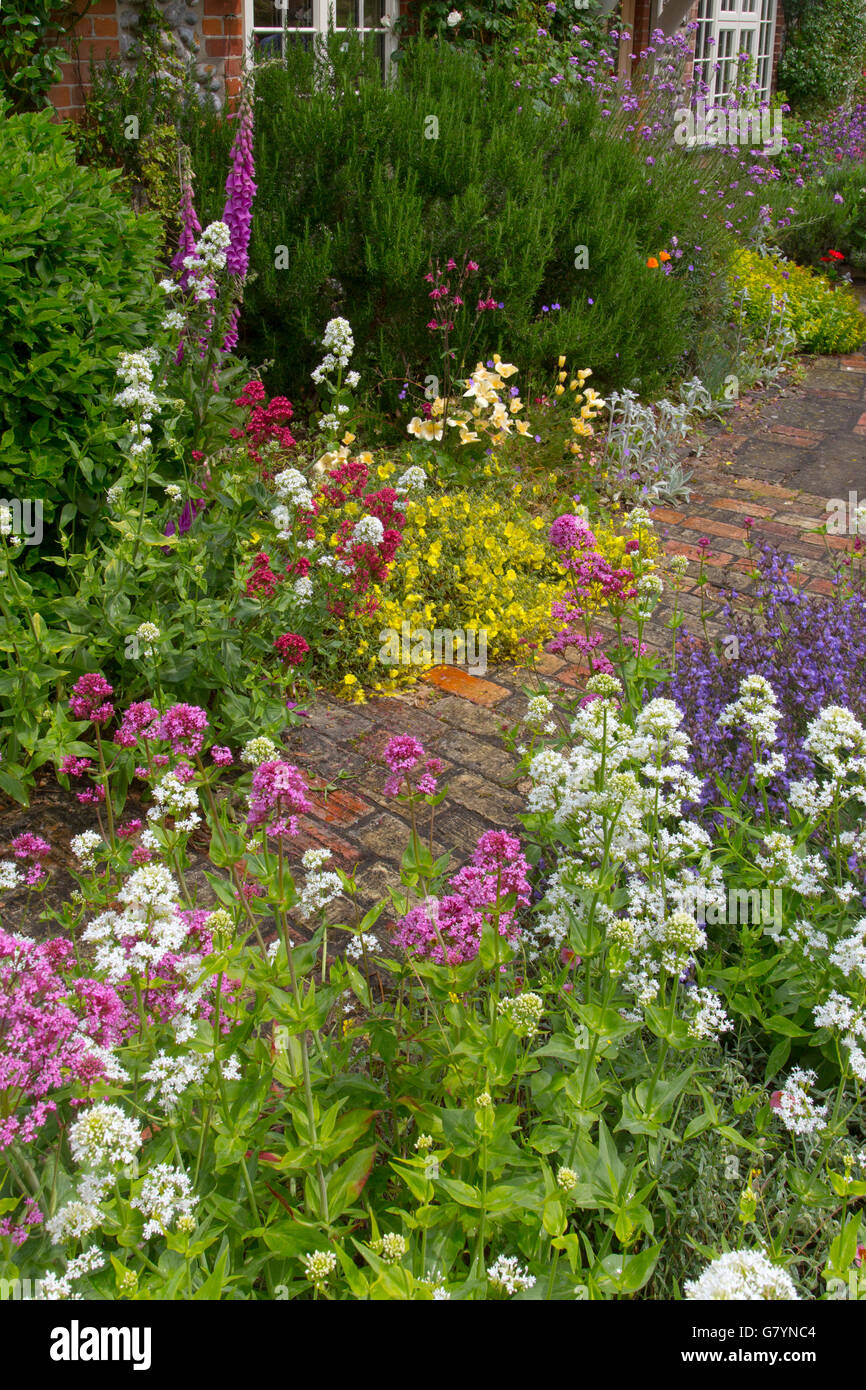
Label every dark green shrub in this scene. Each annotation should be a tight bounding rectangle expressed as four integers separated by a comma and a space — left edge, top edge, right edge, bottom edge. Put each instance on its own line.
181, 39, 736, 409
0, 108, 163, 542
778, 0, 866, 116
0, 0, 91, 113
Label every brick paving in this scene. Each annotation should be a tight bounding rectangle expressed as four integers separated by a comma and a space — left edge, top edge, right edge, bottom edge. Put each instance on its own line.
4, 347, 865, 942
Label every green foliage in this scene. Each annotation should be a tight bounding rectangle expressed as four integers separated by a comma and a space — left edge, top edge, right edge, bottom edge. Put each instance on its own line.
0, 0, 91, 113
778, 0, 866, 116
179, 38, 736, 408
776, 165, 866, 270
0, 108, 164, 541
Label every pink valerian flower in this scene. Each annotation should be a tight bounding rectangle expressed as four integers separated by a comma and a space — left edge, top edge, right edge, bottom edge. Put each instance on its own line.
77, 786, 106, 806
274, 633, 310, 667
59, 756, 92, 778
69, 673, 114, 725
0, 1196, 43, 1248
59, 756, 91, 778
130, 845, 153, 865
113, 701, 161, 749
395, 830, 531, 964
0, 930, 131, 1149
211, 746, 233, 766
117, 820, 143, 839
247, 761, 313, 830
159, 704, 209, 758
384, 735, 426, 773
11, 834, 51, 863
134, 909, 239, 1033
548, 513, 593, 552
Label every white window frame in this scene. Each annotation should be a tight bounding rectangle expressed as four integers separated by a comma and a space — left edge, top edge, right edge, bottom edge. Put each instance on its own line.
243, 0, 398, 73
692, 0, 777, 105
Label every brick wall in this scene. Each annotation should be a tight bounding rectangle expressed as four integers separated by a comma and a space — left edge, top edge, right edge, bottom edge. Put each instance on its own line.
47, 0, 247, 120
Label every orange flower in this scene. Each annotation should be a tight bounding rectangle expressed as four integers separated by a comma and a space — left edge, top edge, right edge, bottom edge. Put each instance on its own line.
659, 250, 671, 263
646, 257, 659, 269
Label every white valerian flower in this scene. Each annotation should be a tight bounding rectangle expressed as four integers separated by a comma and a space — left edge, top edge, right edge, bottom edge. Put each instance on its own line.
687, 988, 733, 1042
142, 1051, 209, 1110
395, 465, 427, 494
302, 848, 332, 872
556, 1167, 577, 1191
345, 370, 361, 388
241, 736, 279, 766
373, 1233, 407, 1263
64, 1247, 106, 1281
352, 515, 385, 547
69, 1103, 141, 1171
829, 919, 866, 979
147, 770, 200, 832
684, 1249, 799, 1301
273, 467, 313, 509
159, 278, 177, 294
345, 932, 378, 961
497, 992, 544, 1039
446, 9, 462, 24
297, 868, 343, 919
161, 310, 185, 332
0, 860, 22, 891
106, 481, 126, 508
803, 705, 866, 784
132, 1163, 198, 1239
134, 621, 161, 658
293, 576, 314, 604
301, 1250, 337, 1288
487, 1254, 536, 1295
47, 1199, 105, 1244
165, 483, 183, 502
776, 1067, 828, 1137
70, 830, 103, 869
718, 673, 783, 751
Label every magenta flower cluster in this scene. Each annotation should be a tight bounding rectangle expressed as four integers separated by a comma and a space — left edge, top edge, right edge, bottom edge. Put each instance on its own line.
247, 760, 313, 836
0, 932, 128, 1150
383, 734, 444, 796
395, 830, 530, 965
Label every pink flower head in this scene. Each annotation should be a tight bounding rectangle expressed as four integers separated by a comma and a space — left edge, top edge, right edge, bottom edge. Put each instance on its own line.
59, 756, 92, 778
247, 760, 312, 828
548, 514, 595, 552
274, 632, 310, 667
384, 735, 426, 774
114, 701, 161, 749
12, 834, 51, 863
159, 704, 209, 758
69, 673, 114, 725
211, 746, 233, 766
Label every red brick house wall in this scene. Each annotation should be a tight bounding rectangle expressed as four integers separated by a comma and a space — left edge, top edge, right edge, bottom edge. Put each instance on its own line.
46, 0, 785, 122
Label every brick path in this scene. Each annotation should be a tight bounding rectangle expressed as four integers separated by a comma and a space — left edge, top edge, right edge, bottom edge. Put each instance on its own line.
5, 350, 865, 940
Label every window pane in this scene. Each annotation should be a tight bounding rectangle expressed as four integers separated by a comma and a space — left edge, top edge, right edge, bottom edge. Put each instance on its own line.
261, 0, 314, 26
335, 0, 359, 25
253, 30, 284, 56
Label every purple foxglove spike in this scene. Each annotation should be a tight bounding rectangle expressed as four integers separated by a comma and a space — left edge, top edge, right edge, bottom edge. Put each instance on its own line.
172, 168, 202, 293
222, 88, 257, 281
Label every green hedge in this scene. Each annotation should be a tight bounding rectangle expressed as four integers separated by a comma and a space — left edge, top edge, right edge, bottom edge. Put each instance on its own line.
185, 39, 736, 406
0, 108, 163, 540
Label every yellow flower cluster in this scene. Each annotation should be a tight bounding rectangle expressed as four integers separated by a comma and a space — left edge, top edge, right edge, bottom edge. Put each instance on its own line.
406, 355, 533, 447
731, 248, 866, 355
342, 459, 652, 690
553, 356, 607, 452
